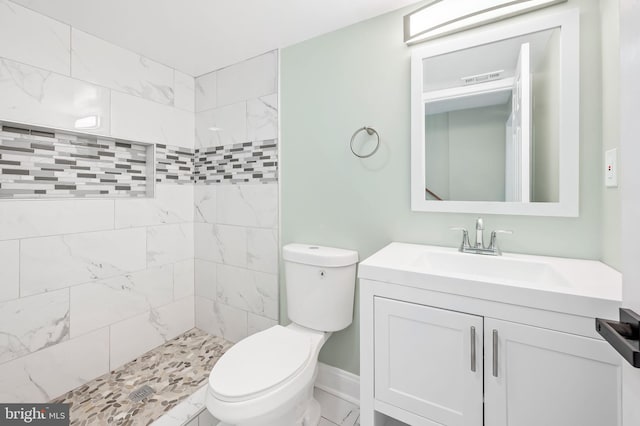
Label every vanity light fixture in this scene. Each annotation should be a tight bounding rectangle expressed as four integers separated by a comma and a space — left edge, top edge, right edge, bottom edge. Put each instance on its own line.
208, 127, 223, 132
403, 0, 567, 45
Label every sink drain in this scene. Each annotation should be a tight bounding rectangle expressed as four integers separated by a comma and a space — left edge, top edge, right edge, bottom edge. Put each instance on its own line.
128, 385, 155, 402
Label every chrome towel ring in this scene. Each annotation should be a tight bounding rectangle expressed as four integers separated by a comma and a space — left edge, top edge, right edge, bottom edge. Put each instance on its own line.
350, 126, 380, 158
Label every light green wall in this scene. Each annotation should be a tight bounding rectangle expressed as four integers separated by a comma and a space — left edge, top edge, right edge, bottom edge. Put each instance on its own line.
600, 0, 621, 270
281, 0, 614, 375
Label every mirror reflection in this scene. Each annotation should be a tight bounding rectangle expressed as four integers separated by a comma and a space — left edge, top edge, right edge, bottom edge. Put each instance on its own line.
423, 28, 560, 202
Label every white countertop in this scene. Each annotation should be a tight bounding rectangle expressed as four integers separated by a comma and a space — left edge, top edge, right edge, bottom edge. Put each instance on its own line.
358, 242, 622, 319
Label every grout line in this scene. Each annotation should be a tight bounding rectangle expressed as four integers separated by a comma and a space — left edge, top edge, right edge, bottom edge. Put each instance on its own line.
69, 25, 72, 77
108, 321, 111, 371
17, 239, 21, 299
0, 321, 111, 369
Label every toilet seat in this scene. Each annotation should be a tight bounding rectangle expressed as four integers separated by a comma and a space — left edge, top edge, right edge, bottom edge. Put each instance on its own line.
206, 324, 328, 425
209, 326, 313, 402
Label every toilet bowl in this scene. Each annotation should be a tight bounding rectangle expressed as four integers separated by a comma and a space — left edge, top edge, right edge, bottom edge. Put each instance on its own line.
206, 324, 328, 426
206, 244, 359, 426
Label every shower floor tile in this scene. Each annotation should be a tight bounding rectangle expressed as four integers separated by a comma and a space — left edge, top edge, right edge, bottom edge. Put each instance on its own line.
52, 328, 232, 425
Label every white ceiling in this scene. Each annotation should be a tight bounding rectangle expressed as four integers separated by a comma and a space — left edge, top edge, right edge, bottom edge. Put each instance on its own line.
12, 0, 420, 76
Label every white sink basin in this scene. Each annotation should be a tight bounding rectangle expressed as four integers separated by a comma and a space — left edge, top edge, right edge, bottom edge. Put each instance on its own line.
411, 250, 570, 288
359, 243, 621, 318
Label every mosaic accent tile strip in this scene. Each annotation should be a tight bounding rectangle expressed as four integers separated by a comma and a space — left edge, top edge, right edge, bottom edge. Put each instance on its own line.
0, 124, 150, 198
0, 123, 278, 197
52, 328, 232, 426
194, 139, 278, 184
155, 144, 195, 185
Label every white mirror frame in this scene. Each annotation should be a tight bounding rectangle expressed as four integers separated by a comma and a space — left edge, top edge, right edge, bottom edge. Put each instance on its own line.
410, 8, 579, 217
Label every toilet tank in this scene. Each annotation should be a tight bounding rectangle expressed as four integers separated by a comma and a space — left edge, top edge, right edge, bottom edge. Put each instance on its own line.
283, 244, 359, 332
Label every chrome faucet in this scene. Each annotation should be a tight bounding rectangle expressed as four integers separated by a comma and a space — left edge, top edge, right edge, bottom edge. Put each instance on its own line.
475, 218, 484, 248
451, 218, 512, 256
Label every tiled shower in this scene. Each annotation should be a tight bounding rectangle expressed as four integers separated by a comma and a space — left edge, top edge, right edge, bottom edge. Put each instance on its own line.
0, 0, 279, 408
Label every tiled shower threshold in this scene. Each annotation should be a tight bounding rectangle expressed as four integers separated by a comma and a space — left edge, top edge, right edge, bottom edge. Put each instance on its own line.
52, 328, 232, 425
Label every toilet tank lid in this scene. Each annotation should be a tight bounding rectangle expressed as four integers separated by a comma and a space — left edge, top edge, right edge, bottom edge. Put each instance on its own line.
283, 243, 358, 267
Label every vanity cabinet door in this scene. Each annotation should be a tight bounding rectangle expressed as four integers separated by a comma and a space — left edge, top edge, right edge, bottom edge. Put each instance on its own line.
374, 297, 483, 426
484, 318, 622, 426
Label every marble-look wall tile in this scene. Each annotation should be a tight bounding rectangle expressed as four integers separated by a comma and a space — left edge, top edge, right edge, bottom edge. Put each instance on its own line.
20, 228, 147, 296
194, 185, 217, 223
248, 313, 278, 336
216, 264, 278, 320
194, 223, 220, 263
247, 228, 278, 274
0, 0, 70, 76
216, 184, 278, 228
0, 58, 110, 135
217, 51, 278, 107
0, 328, 109, 403
71, 30, 174, 105
247, 94, 278, 142
195, 297, 247, 343
0, 289, 69, 364
195, 71, 217, 113
111, 91, 194, 149
70, 265, 174, 337
194, 224, 246, 266
214, 224, 248, 267
174, 259, 195, 299
0, 199, 114, 240
195, 102, 247, 148
109, 296, 194, 369
0, 240, 19, 302
174, 70, 195, 112
0, 200, 113, 240
194, 259, 216, 301
147, 223, 195, 267
115, 184, 194, 228
194, 296, 214, 335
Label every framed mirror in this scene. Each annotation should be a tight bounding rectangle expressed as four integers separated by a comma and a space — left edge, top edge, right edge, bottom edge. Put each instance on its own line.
410, 9, 579, 216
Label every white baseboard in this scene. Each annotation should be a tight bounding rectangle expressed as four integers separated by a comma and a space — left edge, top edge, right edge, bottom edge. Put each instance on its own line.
315, 362, 360, 406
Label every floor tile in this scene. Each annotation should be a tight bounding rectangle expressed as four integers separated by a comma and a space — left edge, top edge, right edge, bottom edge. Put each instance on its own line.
314, 388, 360, 426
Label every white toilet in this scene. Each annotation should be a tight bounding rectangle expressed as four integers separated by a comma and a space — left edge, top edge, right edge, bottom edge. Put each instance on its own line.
206, 243, 359, 426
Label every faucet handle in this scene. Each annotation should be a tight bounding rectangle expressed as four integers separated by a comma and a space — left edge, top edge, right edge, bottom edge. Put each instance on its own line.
450, 227, 471, 251
488, 230, 513, 254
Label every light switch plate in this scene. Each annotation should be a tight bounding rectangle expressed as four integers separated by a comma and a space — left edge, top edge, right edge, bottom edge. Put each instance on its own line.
605, 148, 618, 188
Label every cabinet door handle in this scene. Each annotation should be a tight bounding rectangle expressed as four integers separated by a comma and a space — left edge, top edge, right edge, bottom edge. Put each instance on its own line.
492, 329, 499, 377
470, 326, 476, 372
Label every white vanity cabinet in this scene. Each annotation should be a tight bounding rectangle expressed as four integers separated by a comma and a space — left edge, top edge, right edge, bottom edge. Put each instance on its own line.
359, 243, 623, 426
484, 318, 620, 426
366, 294, 621, 426
374, 297, 484, 425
